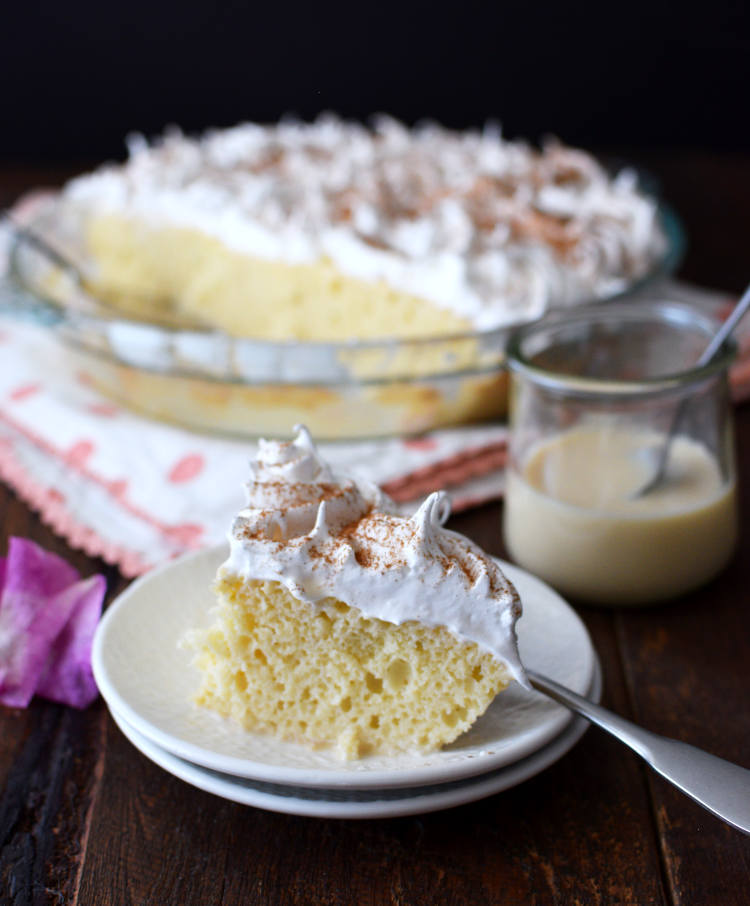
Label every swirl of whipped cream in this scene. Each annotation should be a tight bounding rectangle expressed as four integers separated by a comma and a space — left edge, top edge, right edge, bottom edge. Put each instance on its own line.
235, 425, 385, 542
224, 427, 526, 685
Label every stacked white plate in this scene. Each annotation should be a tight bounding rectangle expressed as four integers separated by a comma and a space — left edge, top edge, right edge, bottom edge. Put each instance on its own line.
92, 545, 601, 819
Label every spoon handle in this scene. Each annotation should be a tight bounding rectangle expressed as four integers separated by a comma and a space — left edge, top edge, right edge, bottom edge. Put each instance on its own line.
2, 211, 84, 281
527, 670, 750, 834
697, 282, 750, 367
633, 283, 750, 497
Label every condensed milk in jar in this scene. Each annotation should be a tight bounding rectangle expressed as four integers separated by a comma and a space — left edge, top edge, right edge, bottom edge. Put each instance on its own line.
503, 299, 738, 606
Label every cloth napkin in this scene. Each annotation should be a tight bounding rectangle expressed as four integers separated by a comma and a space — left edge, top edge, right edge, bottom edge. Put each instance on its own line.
0, 315, 509, 575
0, 274, 744, 577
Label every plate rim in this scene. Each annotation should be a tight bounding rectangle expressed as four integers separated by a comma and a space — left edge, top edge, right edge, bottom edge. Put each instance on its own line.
92, 543, 598, 789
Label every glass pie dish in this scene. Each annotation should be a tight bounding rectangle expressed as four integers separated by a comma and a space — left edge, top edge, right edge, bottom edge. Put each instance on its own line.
2, 194, 685, 440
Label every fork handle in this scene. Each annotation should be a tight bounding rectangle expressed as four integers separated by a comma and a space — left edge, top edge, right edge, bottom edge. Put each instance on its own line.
528, 670, 750, 834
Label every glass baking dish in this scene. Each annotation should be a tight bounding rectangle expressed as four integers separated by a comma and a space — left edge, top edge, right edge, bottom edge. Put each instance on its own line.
2, 194, 685, 440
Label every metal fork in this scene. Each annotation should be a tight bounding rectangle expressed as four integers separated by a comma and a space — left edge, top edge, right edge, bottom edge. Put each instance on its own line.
529, 669, 750, 834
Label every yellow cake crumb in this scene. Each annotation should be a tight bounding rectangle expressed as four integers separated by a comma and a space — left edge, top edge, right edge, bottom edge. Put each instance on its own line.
184, 574, 512, 759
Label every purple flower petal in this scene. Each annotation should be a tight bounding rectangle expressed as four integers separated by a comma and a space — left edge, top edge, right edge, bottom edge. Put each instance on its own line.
0, 538, 105, 709
36, 575, 106, 708
0, 539, 81, 707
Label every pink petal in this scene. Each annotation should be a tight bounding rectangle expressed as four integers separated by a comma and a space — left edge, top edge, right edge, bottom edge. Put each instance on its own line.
0, 539, 81, 707
36, 574, 106, 708
0, 538, 106, 709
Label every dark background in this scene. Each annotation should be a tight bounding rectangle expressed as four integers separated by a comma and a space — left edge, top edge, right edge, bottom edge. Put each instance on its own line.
2, 0, 749, 162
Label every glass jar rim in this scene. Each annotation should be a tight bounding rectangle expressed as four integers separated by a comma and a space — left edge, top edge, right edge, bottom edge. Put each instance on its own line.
505, 299, 737, 398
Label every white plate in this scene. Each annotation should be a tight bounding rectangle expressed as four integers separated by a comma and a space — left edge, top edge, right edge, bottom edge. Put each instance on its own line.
109, 657, 599, 820
93, 544, 597, 789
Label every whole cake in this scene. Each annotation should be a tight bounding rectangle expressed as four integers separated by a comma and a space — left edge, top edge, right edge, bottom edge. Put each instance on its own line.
62, 115, 667, 341
182, 427, 526, 758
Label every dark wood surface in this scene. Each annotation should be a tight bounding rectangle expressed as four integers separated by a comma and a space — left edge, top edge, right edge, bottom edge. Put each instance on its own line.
1, 158, 749, 905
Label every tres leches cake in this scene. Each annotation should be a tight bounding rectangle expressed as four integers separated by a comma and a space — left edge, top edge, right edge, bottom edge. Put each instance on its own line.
63, 115, 666, 341
47, 117, 669, 439
183, 426, 526, 758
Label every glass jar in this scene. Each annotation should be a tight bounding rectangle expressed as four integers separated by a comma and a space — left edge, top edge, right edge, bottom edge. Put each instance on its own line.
503, 299, 738, 606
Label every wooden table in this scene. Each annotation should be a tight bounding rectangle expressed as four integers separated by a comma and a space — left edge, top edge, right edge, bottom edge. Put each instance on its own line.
1, 159, 749, 905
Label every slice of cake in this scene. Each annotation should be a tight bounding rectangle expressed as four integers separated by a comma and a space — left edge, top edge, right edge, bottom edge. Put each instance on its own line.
183, 426, 525, 759
62, 116, 666, 342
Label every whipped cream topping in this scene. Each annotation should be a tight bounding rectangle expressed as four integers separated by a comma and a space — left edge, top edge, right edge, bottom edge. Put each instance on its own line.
223, 426, 526, 684
65, 115, 667, 331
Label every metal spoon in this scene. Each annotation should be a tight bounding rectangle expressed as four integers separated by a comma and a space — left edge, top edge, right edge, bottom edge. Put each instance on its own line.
634, 283, 750, 497
4, 212, 210, 331
529, 670, 750, 834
